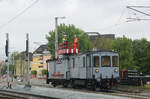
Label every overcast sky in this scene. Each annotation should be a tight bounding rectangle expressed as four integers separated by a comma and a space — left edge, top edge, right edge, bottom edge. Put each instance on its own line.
0, 0, 150, 59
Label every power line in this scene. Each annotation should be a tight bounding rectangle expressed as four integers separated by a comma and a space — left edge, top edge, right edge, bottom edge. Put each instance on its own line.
97, 0, 128, 31
127, 6, 150, 17
0, 0, 39, 29
126, 6, 150, 21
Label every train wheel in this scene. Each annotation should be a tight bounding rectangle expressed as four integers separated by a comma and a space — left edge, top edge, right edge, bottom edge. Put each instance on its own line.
92, 81, 97, 91
71, 80, 76, 88
52, 82, 56, 87
63, 81, 68, 88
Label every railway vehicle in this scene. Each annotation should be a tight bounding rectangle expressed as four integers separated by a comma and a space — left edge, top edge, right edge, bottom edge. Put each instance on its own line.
46, 37, 120, 90
120, 69, 150, 86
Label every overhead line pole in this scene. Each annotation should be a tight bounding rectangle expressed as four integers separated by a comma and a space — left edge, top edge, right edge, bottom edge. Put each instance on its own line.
55, 16, 65, 59
55, 17, 58, 59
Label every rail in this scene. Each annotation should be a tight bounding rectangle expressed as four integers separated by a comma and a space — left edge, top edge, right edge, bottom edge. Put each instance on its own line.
0, 89, 60, 99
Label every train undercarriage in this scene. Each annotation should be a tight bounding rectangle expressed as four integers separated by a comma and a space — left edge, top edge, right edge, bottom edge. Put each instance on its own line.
47, 78, 118, 90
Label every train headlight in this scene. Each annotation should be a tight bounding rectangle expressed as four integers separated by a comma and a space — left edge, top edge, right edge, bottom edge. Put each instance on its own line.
95, 69, 99, 73
114, 68, 118, 72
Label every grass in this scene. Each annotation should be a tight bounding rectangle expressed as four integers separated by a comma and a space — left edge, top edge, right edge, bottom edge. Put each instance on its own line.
143, 84, 150, 89
117, 84, 150, 93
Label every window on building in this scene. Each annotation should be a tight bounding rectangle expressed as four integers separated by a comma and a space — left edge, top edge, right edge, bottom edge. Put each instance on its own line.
39, 66, 43, 68
83, 56, 85, 67
112, 56, 119, 67
73, 58, 75, 68
38, 57, 43, 61
101, 56, 110, 67
93, 56, 99, 67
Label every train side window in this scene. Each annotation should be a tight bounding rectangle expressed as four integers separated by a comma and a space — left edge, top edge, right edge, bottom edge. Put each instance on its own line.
101, 56, 110, 67
112, 56, 119, 67
83, 56, 85, 67
93, 56, 99, 67
86, 55, 91, 67
73, 58, 75, 68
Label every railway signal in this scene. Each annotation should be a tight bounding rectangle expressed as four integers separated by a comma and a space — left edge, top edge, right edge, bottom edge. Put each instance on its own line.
24, 33, 31, 88
5, 33, 10, 88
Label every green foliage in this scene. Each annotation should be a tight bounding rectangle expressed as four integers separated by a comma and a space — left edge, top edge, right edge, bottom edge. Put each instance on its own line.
9, 64, 14, 74
1, 64, 13, 75
46, 24, 92, 58
132, 38, 150, 74
31, 70, 37, 76
1, 66, 7, 75
41, 69, 47, 76
111, 36, 134, 69
111, 36, 150, 74
93, 38, 112, 50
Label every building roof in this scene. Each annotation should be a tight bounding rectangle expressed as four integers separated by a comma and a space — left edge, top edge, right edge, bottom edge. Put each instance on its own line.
85, 32, 115, 41
20, 51, 33, 61
33, 45, 49, 54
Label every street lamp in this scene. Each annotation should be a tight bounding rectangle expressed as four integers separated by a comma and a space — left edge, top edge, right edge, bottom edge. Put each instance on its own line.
55, 16, 66, 58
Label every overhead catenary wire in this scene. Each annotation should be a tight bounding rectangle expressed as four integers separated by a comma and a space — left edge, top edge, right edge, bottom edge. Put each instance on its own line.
0, 0, 39, 29
96, 0, 129, 31
98, 8, 127, 31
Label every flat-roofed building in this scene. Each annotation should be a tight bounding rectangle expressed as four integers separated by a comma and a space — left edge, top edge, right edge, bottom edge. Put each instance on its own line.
86, 32, 115, 50
86, 32, 115, 41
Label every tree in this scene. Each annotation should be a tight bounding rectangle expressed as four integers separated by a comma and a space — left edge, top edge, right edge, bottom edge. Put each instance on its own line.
41, 69, 47, 76
46, 24, 92, 58
133, 38, 150, 74
111, 36, 134, 69
1, 65, 7, 75
93, 37, 112, 50
31, 70, 37, 76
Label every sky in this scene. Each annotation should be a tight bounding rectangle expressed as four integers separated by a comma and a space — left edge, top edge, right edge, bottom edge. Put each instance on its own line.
0, 0, 150, 59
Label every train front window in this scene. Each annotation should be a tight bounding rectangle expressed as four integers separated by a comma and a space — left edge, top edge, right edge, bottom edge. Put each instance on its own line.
93, 56, 99, 67
101, 56, 110, 67
112, 56, 119, 67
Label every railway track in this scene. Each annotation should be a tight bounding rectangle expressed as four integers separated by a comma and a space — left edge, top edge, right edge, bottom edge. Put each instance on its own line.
15, 82, 150, 99
32, 84, 150, 99
0, 89, 60, 99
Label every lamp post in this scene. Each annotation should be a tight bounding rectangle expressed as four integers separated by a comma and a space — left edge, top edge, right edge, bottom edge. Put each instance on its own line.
55, 16, 65, 59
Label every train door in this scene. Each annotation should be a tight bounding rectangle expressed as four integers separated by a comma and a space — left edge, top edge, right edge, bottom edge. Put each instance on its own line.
86, 54, 92, 79
66, 58, 71, 80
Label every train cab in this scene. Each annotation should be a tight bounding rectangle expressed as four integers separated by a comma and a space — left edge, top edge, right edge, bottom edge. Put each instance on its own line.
83, 50, 120, 89
92, 51, 119, 80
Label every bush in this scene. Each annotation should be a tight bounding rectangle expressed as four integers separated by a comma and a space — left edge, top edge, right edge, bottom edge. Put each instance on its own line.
41, 69, 47, 76
31, 70, 37, 76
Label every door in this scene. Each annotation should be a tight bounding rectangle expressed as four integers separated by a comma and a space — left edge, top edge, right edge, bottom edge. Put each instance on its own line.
66, 58, 71, 80
86, 54, 92, 79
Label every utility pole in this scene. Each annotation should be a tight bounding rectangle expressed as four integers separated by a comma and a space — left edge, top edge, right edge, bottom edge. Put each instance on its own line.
19, 56, 22, 76
55, 16, 65, 58
5, 33, 10, 88
12, 53, 14, 76
55, 17, 58, 59
24, 33, 31, 88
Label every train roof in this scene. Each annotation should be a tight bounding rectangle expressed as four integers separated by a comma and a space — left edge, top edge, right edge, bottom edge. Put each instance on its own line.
46, 50, 118, 62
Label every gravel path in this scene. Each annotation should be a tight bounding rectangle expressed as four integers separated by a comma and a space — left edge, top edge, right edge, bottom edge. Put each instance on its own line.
3, 84, 130, 99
